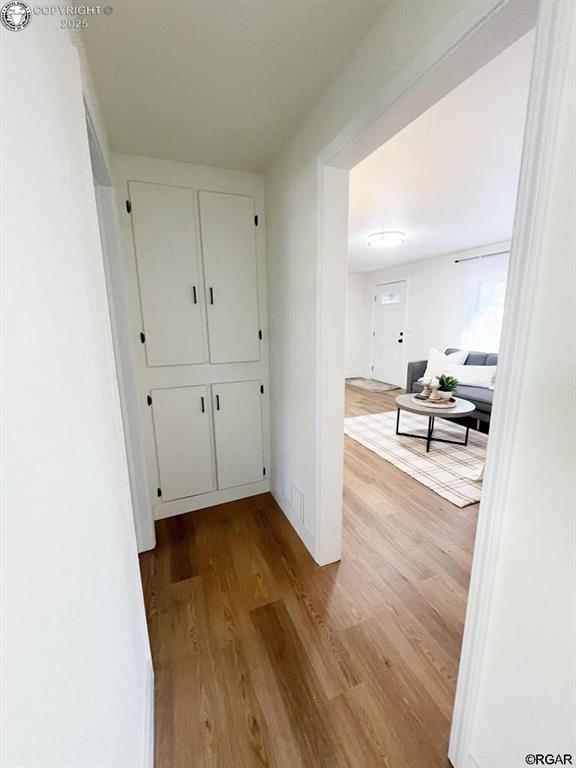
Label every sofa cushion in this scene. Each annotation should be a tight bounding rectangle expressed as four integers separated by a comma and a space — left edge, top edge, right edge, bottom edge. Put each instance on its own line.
456, 385, 493, 413
445, 348, 498, 367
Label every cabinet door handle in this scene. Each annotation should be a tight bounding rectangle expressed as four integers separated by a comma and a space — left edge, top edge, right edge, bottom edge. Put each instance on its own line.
192, 285, 197, 304
215, 394, 220, 411
209, 287, 214, 305
200, 396, 205, 413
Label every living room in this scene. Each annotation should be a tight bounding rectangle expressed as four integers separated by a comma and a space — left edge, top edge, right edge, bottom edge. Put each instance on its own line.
343, 30, 534, 509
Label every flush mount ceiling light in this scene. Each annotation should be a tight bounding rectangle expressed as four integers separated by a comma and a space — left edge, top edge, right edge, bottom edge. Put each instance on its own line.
367, 231, 406, 248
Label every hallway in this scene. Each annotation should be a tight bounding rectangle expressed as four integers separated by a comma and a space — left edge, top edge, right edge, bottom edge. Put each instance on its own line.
140, 385, 479, 767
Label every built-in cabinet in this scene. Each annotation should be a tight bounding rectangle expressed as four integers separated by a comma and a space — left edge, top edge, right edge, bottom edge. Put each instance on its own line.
151, 385, 216, 501
212, 380, 264, 489
199, 191, 261, 363
129, 182, 206, 367
130, 182, 261, 367
151, 380, 264, 501
117, 157, 269, 520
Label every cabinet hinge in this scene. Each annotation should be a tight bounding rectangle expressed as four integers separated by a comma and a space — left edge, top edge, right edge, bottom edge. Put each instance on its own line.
147, 395, 152, 406
157, 488, 162, 498
126, 200, 132, 214
260, 385, 264, 394
254, 215, 259, 227
258, 329, 263, 340
140, 331, 146, 344
263, 466, 266, 477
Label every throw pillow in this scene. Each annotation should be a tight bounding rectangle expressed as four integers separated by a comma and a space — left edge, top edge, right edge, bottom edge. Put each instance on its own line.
423, 348, 468, 380
446, 364, 497, 388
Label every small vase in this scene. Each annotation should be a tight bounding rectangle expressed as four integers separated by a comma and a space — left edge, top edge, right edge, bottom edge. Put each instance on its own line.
437, 390, 453, 401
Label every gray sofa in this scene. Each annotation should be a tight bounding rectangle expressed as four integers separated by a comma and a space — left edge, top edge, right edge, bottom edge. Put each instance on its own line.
406, 348, 497, 431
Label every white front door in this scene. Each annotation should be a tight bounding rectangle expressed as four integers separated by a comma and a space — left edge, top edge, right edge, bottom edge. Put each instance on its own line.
372, 281, 407, 387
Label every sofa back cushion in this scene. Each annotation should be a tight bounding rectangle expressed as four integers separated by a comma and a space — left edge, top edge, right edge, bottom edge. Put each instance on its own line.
445, 348, 498, 366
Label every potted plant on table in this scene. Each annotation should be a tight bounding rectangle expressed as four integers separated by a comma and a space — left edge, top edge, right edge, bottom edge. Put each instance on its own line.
437, 374, 459, 401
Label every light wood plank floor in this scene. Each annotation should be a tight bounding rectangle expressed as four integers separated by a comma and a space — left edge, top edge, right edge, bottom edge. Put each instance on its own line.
140, 384, 479, 767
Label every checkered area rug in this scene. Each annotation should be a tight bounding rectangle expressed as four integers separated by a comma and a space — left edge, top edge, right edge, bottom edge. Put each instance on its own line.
344, 410, 487, 507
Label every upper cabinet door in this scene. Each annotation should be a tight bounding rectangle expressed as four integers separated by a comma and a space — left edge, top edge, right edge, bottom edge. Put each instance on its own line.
129, 181, 205, 367
199, 191, 260, 363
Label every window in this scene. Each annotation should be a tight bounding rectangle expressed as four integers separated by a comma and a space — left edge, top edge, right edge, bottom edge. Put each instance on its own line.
460, 251, 509, 351
380, 289, 400, 304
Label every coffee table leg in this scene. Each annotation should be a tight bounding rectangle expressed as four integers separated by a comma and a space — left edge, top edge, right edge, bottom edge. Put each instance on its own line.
426, 416, 434, 452
465, 425, 469, 446
396, 408, 400, 435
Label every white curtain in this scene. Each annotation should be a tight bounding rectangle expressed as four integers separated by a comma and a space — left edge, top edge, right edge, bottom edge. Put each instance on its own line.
459, 251, 509, 352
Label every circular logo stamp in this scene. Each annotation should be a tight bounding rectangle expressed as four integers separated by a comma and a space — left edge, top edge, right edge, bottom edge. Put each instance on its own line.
1, 2, 31, 31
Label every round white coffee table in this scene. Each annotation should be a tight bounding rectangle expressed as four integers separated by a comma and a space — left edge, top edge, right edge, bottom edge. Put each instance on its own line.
394, 393, 475, 453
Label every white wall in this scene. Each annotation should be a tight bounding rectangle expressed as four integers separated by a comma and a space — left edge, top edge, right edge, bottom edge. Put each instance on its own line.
266, 0, 467, 559
344, 273, 371, 378
347, 241, 510, 384
452, 1, 576, 763
2, 21, 152, 768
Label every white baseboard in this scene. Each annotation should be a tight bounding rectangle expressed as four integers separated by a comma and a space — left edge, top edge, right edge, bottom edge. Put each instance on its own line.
448, 746, 481, 768
142, 658, 154, 768
272, 488, 316, 557
153, 479, 271, 520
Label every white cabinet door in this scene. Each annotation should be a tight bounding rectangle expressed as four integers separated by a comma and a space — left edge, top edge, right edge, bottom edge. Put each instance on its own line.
151, 386, 216, 501
199, 191, 260, 363
130, 181, 205, 367
212, 381, 264, 489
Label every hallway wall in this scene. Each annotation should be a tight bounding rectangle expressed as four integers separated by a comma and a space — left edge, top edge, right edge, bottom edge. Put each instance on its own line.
264, 0, 467, 560
3, 20, 152, 768
454, 1, 576, 761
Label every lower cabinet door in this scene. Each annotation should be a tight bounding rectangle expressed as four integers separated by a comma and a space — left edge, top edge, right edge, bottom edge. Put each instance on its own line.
151, 385, 216, 501
212, 380, 264, 489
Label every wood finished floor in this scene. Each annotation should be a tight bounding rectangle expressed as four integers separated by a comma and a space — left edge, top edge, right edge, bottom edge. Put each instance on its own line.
140, 384, 479, 768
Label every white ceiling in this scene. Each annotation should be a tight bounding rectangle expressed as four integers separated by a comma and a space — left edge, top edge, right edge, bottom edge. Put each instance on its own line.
82, 0, 387, 172
348, 32, 535, 272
